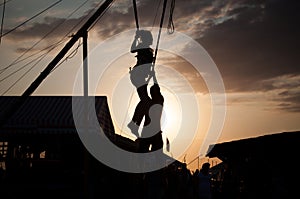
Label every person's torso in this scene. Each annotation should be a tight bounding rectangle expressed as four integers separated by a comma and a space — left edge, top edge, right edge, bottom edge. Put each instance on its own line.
136, 48, 153, 65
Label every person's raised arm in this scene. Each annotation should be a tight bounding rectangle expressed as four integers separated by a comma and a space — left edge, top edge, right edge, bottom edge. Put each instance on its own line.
130, 31, 140, 53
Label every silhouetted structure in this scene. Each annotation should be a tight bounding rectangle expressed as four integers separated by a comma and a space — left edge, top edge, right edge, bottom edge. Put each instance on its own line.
197, 162, 212, 199
206, 131, 300, 199
0, 96, 124, 198
0, 96, 184, 199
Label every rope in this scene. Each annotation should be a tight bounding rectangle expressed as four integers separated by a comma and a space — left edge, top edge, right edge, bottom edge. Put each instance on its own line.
167, 0, 175, 34
122, 0, 171, 134
144, 0, 168, 86
132, 0, 171, 66
50, 40, 83, 73
132, 0, 139, 30
153, 0, 168, 67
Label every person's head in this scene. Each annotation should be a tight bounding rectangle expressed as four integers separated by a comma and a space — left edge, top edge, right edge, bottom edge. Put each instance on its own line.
201, 162, 210, 174
138, 30, 153, 46
202, 162, 210, 170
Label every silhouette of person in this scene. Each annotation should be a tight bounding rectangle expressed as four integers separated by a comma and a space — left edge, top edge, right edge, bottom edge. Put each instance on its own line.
137, 70, 164, 153
220, 161, 238, 199
197, 162, 212, 199
128, 29, 154, 138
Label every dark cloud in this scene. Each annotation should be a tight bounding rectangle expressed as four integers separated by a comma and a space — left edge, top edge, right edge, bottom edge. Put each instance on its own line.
3, 0, 227, 41
195, 0, 300, 112
200, 1, 300, 88
159, 54, 209, 94
3, 0, 300, 112
4, 16, 86, 43
275, 91, 300, 112
264, 74, 300, 112
4, 1, 141, 42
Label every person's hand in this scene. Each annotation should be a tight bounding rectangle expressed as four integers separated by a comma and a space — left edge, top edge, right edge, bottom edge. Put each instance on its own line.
135, 30, 140, 39
151, 69, 156, 76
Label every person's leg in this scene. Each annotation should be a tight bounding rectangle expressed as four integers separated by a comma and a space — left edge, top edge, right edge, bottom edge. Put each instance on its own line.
151, 132, 163, 152
128, 84, 151, 137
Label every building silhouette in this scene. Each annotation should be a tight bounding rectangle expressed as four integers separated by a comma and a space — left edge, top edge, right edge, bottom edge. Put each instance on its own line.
0, 95, 185, 199
206, 131, 300, 199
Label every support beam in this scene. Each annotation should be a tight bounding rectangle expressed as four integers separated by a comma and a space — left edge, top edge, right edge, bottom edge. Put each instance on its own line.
0, 0, 114, 128
22, 0, 113, 97
82, 31, 90, 199
83, 31, 88, 97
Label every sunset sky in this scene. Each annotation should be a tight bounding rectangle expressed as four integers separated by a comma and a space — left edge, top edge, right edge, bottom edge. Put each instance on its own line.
0, 0, 299, 170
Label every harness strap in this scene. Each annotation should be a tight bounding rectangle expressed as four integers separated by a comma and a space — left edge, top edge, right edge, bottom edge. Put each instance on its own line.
132, 0, 169, 83
132, 0, 139, 30
153, 0, 168, 67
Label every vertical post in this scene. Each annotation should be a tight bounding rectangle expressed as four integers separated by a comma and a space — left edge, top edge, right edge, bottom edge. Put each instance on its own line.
82, 30, 90, 198
83, 31, 88, 97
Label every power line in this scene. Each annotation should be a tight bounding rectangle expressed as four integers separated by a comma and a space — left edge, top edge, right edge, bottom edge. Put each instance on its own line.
0, 0, 89, 75
0, 0, 12, 7
87, 0, 113, 32
0, 0, 62, 39
20, 0, 114, 97
0, 39, 66, 74
0, 50, 51, 83
1, 48, 51, 95
0, 0, 94, 92
4, 0, 113, 96
1, 35, 82, 95
0, 0, 6, 43
51, 1, 115, 73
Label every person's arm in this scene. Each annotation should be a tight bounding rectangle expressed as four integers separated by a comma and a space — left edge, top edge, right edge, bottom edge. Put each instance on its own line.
130, 31, 140, 53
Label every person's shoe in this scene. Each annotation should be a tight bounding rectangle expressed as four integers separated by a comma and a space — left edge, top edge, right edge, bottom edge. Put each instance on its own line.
127, 121, 139, 138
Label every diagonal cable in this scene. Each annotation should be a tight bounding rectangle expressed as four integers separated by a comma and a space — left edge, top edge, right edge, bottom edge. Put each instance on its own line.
0, 0, 62, 39
0, 0, 6, 43
0, 0, 89, 75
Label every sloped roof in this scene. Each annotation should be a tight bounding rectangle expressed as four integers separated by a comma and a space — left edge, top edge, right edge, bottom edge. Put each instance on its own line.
0, 96, 115, 136
0, 96, 183, 164
206, 131, 300, 161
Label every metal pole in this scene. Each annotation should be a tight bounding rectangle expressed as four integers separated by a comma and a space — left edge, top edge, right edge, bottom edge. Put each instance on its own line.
83, 31, 88, 97
0, 0, 114, 128
22, 0, 113, 97
82, 30, 90, 199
